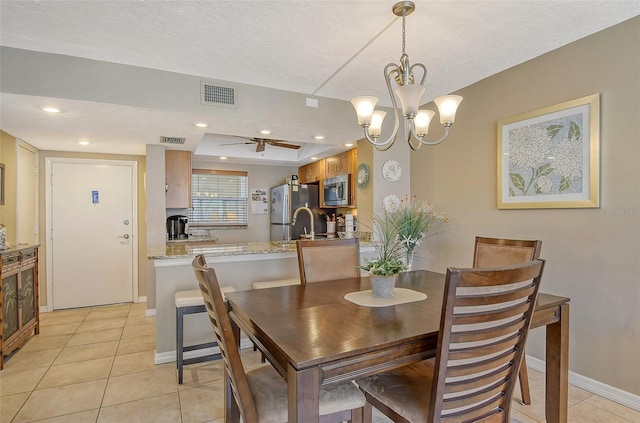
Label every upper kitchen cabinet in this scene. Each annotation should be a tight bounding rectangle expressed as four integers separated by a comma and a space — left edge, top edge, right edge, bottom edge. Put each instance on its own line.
165, 150, 192, 209
298, 159, 324, 184
324, 150, 353, 179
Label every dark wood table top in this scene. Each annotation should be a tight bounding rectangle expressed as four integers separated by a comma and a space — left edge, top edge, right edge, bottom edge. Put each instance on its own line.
226, 270, 569, 372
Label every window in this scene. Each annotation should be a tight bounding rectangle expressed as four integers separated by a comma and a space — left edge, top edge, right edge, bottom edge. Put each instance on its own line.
189, 169, 248, 228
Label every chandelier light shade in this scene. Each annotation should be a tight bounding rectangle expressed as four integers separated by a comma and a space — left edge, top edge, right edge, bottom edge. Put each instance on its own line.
351, 1, 463, 150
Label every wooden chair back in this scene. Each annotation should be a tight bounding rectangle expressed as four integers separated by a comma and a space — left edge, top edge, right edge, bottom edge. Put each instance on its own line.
192, 255, 258, 423
296, 238, 361, 284
428, 260, 545, 422
473, 237, 542, 268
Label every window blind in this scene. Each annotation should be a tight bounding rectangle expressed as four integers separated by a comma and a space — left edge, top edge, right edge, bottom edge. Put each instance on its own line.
189, 170, 248, 227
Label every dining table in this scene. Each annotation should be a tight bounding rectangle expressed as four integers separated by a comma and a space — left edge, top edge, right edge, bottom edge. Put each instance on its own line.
225, 270, 570, 423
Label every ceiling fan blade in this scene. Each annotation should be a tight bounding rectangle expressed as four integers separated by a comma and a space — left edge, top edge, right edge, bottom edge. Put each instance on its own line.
220, 142, 253, 146
265, 140, 301, 150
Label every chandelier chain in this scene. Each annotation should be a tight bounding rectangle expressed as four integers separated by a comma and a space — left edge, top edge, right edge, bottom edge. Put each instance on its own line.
401, 15, 406, 56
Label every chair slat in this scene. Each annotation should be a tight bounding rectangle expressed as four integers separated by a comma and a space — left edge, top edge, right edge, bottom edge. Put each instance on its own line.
451, 317, 526, 343
453, 300, 532, 325
441, 395, 505, 422
445, 364, 512, 394
443, 379, 509, 410
445, 349, 518, 378
448, 332, 522, 361
455, 284, 536, 307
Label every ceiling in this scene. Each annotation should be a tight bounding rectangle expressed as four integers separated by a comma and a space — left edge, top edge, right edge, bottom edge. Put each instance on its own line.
1, 1, 638, 165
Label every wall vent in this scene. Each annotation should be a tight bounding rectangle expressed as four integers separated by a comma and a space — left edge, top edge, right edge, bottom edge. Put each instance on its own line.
160, 136, 186, 144
201, 81, 237, 108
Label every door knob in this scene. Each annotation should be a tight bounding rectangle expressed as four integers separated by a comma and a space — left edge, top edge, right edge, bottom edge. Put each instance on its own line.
118, 234, 130, 239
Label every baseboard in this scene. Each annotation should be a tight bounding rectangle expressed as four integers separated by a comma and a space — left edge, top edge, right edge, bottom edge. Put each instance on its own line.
145, 308, 156, 317
526, 355, 640, 411
154, 338, 253, 365
137, 296, 147, 304
39, 306, 52, 313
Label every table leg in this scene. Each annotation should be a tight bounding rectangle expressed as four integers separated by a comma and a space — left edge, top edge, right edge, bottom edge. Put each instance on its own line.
287, 363, 321, 422
545, 303, 569, 423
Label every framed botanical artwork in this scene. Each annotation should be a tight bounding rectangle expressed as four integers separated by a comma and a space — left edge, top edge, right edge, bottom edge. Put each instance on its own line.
497, 94, 600, 209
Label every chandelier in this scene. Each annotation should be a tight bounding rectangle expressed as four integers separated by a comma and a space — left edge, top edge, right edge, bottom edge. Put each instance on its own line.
351, 1, 463, 151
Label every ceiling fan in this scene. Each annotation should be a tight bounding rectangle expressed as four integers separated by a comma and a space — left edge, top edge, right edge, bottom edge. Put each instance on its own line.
221, 137, 301, 153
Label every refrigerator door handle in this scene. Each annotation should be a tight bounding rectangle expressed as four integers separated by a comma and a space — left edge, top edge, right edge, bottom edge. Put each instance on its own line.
283, 191, 290, 224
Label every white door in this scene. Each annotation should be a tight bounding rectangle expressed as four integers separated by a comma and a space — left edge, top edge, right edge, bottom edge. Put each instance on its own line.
48, 159, 137, 310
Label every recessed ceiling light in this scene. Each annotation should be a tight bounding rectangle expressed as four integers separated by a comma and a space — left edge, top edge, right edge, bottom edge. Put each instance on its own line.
194, 122, 208, 128
219, 156, 228, 160
345, 143, 354, 147
259, 129, 272, 135
314, 135, 325, 140
311, 157, 318, 160
77, 140, 90, 146
41, 106, 60, 113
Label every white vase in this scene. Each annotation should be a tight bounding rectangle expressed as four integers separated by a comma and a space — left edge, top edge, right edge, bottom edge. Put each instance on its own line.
403, 249, 415, 271
370, 274, 397, 298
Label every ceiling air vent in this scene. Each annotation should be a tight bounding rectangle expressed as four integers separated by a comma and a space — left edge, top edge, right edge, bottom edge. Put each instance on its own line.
201, 81, 237, 108
160, 136, 186, 145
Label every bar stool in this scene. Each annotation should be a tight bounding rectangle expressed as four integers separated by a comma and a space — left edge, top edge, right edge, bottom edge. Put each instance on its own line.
174, 286, 236, 384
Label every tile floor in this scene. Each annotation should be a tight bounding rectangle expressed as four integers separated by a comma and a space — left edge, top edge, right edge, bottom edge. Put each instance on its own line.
1, 303, 638, 422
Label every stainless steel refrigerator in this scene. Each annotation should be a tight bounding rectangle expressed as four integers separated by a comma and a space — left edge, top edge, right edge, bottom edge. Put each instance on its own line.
270, 183, 323, 241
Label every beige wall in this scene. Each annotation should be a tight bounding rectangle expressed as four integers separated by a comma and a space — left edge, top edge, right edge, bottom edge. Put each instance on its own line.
0, 130, 18, 244
38, 151, 147, 306
410, 17, 640, 395
355, 140, 374, 230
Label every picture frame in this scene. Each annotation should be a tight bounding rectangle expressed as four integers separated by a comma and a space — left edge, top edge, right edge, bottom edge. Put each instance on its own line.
0, 163, 4, 206
497, 94, 600, 209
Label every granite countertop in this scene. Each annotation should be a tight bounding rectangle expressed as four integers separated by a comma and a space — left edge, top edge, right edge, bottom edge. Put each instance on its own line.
0, 244, 40, 255
148, 237, 372, 260
148, 241, 297, 260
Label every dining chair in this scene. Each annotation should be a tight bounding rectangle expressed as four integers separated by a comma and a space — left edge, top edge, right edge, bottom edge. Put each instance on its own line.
473, 236, 542, 405
191, 254, 367, 423
296, 237, 361, 284
357, 260, 545, 423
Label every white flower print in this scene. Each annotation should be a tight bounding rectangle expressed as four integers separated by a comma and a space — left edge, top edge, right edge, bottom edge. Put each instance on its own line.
553, 137, 583, 180
509, 125, 552, 169
536, 175, 553, 193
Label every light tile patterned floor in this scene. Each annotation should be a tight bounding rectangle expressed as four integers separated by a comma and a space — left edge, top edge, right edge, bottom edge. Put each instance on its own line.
1, 303, 638, 422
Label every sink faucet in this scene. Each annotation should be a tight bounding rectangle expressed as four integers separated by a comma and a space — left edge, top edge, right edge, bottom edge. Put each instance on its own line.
292, 204, 314, 240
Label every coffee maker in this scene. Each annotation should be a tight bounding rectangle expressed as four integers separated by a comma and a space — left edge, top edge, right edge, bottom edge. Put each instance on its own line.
167, 215, 188, 240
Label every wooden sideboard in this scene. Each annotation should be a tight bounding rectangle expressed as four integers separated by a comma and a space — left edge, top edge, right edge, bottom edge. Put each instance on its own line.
0, 246, 39, 369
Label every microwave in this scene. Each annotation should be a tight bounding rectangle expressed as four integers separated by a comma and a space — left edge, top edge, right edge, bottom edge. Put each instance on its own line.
323, 174, 350, 206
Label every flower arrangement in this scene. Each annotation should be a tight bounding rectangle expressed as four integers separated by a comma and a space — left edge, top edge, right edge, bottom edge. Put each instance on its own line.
361, 196, 448, 275
394, 195, 448, 268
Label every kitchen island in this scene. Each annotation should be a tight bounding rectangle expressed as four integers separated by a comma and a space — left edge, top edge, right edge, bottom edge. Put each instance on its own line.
149, 240, 374, 364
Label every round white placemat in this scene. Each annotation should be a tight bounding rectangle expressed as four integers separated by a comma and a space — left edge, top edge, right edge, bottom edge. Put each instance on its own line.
344, 288, 427, 307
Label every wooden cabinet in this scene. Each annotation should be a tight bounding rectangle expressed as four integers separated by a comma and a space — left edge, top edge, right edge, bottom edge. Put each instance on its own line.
298, 159, 324, 184
324, 150, 353, 179
300, 149, 359, 207
165, 150, 192, 208
1, 246, 39, 369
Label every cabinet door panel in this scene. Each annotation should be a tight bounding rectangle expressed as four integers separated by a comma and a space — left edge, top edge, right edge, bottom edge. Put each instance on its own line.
165, 151, 192, 208
20, 266, 36, 325
2, 273, 19, 341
